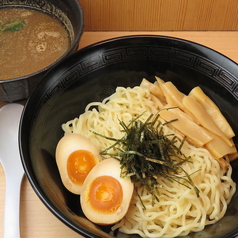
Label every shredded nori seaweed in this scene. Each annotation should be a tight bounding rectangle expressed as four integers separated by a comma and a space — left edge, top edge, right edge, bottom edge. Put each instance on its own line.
93, 111, 199, 207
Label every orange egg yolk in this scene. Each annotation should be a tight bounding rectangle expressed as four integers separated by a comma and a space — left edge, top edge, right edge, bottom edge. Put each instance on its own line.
67, 150, 98, 185
87, 175, 123, 214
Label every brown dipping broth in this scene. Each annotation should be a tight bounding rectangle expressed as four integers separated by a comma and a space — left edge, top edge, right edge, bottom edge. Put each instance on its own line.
0, 7, 70, 80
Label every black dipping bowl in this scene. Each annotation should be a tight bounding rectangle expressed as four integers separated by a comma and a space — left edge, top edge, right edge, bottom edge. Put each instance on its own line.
20, 35, 238, 238
0, 0, 84, 102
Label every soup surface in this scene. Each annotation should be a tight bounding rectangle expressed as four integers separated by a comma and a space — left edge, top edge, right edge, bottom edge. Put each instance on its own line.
0, 7, 70, 80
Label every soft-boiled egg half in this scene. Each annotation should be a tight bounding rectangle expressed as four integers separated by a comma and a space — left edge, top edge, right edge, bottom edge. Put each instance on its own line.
55, 133, 102, 194
80, 158, 134, 225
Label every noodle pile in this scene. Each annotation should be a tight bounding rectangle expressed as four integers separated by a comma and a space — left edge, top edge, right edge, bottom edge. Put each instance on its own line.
62, 85, 236, 238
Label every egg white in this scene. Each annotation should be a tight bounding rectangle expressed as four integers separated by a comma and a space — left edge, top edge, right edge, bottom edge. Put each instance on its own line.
80, 158, 134, 225
55, 133, 101, 194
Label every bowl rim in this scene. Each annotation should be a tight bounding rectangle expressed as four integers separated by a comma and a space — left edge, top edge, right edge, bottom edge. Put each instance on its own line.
31, 33, 238, 87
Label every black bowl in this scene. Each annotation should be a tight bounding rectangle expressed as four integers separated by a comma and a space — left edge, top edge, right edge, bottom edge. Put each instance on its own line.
0, 0, 84, 102
20, 35, 238, 238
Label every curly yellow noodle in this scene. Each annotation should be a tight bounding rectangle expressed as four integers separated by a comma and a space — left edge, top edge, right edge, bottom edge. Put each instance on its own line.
62, 86, 236, 238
